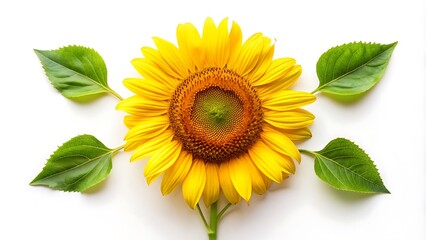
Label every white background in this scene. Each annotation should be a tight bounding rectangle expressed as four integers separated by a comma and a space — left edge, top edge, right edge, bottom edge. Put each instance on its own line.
0, 0, 425, 239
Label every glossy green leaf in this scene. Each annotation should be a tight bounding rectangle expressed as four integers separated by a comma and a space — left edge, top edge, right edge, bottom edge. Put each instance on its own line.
314, 42, 397, 95
309, 138, 389, 193
34, 46, 121, 100
30, 135, 119, 192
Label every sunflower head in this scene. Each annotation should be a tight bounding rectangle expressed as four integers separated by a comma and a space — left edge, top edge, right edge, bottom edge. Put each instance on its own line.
169, 67, 263, 163
117, 18, 315, 209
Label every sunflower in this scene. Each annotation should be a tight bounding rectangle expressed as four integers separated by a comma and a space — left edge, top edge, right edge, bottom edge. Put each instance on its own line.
117, 18, 315, 209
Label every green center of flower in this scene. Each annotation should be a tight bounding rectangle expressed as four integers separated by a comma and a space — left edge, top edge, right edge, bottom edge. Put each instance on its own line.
168, 67, 263, 163
209, 107, 226, 122
192, 87, 244, 142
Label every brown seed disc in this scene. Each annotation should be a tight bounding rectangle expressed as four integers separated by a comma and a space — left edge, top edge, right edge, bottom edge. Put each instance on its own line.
169, 67, 263, 163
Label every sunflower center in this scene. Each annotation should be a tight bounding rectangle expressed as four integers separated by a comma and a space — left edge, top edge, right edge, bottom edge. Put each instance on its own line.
192, 87, 244, 142
169, 67, 263, 163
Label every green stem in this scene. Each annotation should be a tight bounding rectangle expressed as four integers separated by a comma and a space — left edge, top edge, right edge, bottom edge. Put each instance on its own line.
112, 145, 125, 155
310, 88, 320, 94
299, 149, 317, 157
208, 202, 218, 240
108, 88, 124, 101
197, 202, 233, 240
217, 203, 232, 221
197, 204, 209, 230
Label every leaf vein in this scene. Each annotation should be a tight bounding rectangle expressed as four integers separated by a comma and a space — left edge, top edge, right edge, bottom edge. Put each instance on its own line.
317, 43, 394, 92
318, 155, 380, 187
40, 51, 111, 94
37, 150, 112, 182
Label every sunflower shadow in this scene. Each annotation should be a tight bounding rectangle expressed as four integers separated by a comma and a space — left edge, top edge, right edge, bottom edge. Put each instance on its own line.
267, 177, 293, 193
313, 183, 383, 221
324, 186, 374, 203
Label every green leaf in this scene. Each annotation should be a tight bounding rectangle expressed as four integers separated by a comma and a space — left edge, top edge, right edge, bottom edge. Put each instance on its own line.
308, 138, 389, 193
30, 135, 121, 192
314, 41, 397, 96
34, 46, 121, 100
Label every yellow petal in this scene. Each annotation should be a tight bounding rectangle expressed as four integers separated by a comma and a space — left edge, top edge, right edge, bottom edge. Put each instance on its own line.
229, 156, 252, 202
124, 139, 147, 152
202, 163, 220, 207
248, 141, 284, 182
261, 128, 301, 163
141, 47, 183, 80
116, 95, 168, 116
131, 58, 178, 89
124, 115, 169, 151
241, 153, 267, 195
214, 18, 231, 68
263, 124, 312, 141
228, 33, 265, 76
202, 17, 218, 67
182, 160, 206, 209
152, 37, 188, 79
130, 130, 174, 162
252, 58, 296, 86
176, 23, 203, 71
247, 42, 275, 83
262, 90, 316, 111
283, 128, 312, 141
146, 172, 162, 186
144, 140, 182, 184
228, 20, 242, 63
161, 151, 192, 195
219, 162, 241, 204
123, 115, 141, 128
263, 175, 272, 191
256, 64, 302, 97
124, 115, 169, 142
277, 154, 296, 174
123, 78, 172, 100
264, 108, 315, 130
